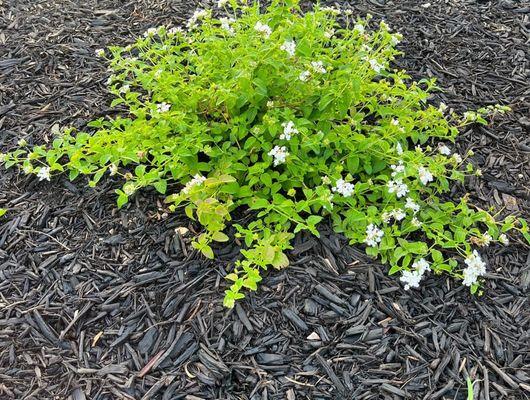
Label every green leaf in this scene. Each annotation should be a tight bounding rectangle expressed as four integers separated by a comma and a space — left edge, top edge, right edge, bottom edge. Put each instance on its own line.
212, 231, 229, 242
154, 179, 167, 194
201, 245, 214, 259
117, 193, 128, 209
0, 209, 6, 217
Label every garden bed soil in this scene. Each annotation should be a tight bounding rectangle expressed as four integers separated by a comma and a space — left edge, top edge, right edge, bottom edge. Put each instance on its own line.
1, 0, 529, 399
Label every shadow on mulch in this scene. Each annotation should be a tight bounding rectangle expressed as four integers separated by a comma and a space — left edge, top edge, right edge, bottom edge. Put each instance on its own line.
0, 0, 529, 399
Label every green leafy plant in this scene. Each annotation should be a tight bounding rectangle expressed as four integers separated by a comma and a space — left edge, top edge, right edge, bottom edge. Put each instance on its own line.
2, 0, 528, 307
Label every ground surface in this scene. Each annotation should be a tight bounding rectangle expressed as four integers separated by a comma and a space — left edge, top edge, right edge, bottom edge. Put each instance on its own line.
0, 0, 529, 399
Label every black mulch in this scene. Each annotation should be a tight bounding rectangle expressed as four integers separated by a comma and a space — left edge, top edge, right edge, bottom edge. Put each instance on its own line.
1, 0, 529, 399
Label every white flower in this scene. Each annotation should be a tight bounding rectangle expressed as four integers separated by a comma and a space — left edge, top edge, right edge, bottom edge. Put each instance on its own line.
280, 121, 298, 140
391, 119, 400, 126
321, 176, 331, 185
267, 101, 274, 108
299, 70, 311, 82
123, 183, 136, 196
168, 27, 183, 36
0, 153, 6, 163
311, 61, 327, 74
380, 20, 390, 31
405, 197, 420, 214
321, 6, 340, 15
364, 224, 384, 247
332, 178, 355, 197
411, 217, 421, 227
396, 143, 403, 155
217, 0, 229, 7
390, 160, 405, 177
219, 17, 235, 34
254, 21, 272, 38
481, 232, 492, 247
280, 40, 296, 57
390, 34, 401, 46
187, 9, 208, 29
106, 76, 114, 85
268, 146, 289, 166
421, 2, 431, 8
119, 84, 130, 94
401, 258, 430, 290
498, 234, 509, 245
438, 144, 451, 155
462, 250, 486, 286
452, 153, 463, 163
413, 258, 430, 275
37, 166, 51, 181
415, 145, 423, 153
381, 211, 392, 223
418, 167, 434, 185
400, 270, 422, 290
17, 138, 27, 147
156, 102, 171, 113
369, 59, 384, 73
392, 209, 406, 221
95, 48, 105, 57
182, 174, 207, 194
353, 24, 365, 34
387, 179, 409, 198
143, 27, 158, 37
324, 29, 335, 39
109, 164, 118, 176
438, 102, 448, 113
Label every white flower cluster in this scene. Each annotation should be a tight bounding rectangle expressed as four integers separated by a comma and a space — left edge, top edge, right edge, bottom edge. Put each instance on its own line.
462, 250, 486, 286
365, 224, 384, 247
405, 197, 420, 214
387, 179, 409, 198
382, 208, 406, 223
396, 143, 403, 155
400, 258, 430, 290
478, 232, 492, 247
268, 146, 288, 166
418, 166, 433, 185
182, 174, 207, 195
499, 234, 509, 245
280, 40, 296, 57
187, 9, 208, 29
369, 59, 384, 73
332, 178, 355, 197
217, 0, 229, 7
311, 61, 327, 74
280, 121, 298, 140
390, 160, 405, 177
321, 6, 340, 15
254, 21, 272, 38
452, 153, 463, 163
438, 143, 451, 155
156, 102, 171, 113
220, 17, 235, 34
353, 23, 365, 34
168, 26, 184, 36
143, 27, 158, 37
299, 70, 311, 82
299, 61, 327, 82
37, 166, 51, 181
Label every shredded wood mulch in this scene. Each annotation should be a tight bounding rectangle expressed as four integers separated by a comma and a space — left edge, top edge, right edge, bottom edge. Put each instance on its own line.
1, 0, 529, 399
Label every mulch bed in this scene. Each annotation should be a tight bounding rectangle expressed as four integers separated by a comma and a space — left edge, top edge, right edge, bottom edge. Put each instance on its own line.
1, 0, 529, 399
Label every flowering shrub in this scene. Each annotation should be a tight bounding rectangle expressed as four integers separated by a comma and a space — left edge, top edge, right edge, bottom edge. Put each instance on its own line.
2, 0, 529, 307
